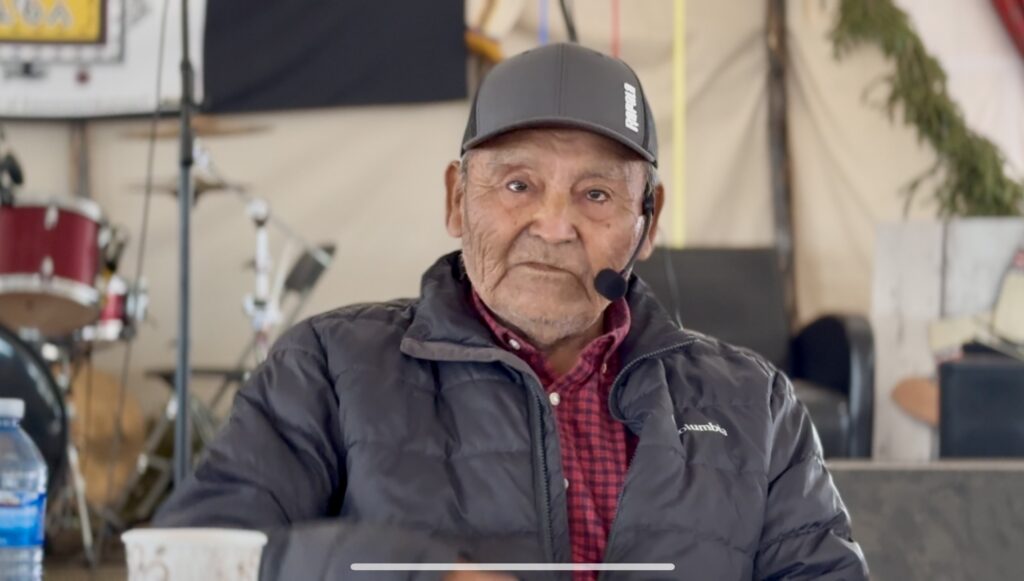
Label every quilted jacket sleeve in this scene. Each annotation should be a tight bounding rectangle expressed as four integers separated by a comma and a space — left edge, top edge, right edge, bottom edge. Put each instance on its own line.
153, 320, 461, 580
753, 370, 869, 580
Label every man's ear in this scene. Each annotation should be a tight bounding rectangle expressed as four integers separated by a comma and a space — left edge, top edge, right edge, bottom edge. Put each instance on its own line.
637, 182, 665, 261
444, 160, 464, 238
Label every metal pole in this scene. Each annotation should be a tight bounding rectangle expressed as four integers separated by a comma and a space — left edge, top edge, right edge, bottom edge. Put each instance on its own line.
174, 0, 195, 485
767, 0, 797, 327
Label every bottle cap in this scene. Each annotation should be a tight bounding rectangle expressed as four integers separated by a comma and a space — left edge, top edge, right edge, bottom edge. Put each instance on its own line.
0, 398, 26, 419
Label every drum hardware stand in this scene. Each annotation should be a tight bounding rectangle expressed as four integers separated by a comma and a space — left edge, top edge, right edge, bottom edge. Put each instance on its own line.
242, 197, 281, 362
191, 138, 333, 366
193, 139, 336, 409
89, 138, 334, 547
208, 241, 336, 414
95, 241, 335, 534
61, 355, 96, 568
99, 239, 335, 524
63, 444, 95, 565
191, 141, 334, 271
99, 390, 219, 531
38, 346, 97, 567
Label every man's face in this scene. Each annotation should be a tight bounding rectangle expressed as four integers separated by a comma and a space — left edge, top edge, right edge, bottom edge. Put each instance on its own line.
445, 128, 663, 347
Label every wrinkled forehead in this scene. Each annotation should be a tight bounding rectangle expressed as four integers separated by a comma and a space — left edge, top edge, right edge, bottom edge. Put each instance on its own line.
468, 127, 646, 180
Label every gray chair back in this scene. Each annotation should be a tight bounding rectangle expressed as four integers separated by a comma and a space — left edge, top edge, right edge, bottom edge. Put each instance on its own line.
633, 247, 791, 370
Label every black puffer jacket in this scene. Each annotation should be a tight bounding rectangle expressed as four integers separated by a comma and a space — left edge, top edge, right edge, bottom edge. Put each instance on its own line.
155, 252, 867, 580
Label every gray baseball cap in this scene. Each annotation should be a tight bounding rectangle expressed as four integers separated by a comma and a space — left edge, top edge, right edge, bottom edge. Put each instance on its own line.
462, 43, 658, 166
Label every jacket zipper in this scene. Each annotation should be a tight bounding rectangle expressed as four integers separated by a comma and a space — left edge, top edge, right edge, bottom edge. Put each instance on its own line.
535, 394, 556, 567
599, 341, 695, 581
515, 368, 558, 571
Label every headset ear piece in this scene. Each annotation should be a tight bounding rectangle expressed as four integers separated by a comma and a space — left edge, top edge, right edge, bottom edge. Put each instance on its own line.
642, 183, 655, 216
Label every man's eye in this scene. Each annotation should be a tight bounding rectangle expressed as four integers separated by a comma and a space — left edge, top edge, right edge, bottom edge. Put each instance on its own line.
585, 190, 610, 203
506, 180, 529, 192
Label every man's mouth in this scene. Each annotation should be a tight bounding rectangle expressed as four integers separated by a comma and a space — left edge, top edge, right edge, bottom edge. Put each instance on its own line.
518, 262, 573, 275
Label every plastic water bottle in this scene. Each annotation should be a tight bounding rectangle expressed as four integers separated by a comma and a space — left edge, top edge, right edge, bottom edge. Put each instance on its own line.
0, 398, 46, 581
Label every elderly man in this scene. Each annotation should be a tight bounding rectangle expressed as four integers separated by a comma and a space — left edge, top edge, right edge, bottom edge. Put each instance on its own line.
156, 43, 868, 580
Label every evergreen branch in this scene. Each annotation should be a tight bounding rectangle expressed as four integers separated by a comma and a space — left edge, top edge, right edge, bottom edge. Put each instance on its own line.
831, 0, 1023, 217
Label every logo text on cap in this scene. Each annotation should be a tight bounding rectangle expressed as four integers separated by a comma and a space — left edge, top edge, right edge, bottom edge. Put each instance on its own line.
623, 82, 640, 133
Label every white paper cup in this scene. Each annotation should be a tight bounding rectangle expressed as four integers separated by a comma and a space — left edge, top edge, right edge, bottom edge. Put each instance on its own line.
122, 528, 268, 581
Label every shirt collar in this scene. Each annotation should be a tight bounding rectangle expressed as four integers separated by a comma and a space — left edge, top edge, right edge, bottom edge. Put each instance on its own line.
470, 288, 631, 381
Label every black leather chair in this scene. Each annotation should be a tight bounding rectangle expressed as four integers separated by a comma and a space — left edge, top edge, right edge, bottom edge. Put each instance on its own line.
634, 247, 874, 458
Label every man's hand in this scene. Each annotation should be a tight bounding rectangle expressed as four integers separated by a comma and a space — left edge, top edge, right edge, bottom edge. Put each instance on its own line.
443, 558, 517, 581
442, 571, 517, 581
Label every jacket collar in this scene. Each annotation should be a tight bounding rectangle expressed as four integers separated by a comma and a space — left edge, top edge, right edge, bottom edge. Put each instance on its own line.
401, 251, 691, 366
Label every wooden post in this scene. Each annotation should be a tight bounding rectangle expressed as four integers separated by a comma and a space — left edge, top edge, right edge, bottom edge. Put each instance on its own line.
70, 120, 91, 199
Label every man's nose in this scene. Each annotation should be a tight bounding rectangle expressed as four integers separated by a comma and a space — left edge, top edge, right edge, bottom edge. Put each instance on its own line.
527, 192, 577, 244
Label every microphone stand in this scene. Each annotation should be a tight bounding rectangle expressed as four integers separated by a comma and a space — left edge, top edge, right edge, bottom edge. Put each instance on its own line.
174, 0, 195, 486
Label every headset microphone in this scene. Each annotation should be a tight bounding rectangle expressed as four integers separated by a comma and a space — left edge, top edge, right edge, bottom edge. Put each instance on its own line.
593, 184, 655, 301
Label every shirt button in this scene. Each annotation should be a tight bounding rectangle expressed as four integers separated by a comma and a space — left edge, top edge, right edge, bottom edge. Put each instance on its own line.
549, 392, 561, 406
600, 363, 608, 374
508, 338, 521, 351
563, 478, 570, 490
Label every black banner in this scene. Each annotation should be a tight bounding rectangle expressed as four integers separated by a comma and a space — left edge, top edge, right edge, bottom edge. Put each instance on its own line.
202, 0, 466, 113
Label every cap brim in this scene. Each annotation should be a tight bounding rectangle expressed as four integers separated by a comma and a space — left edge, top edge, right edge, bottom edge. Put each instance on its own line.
461, 116, 657, 166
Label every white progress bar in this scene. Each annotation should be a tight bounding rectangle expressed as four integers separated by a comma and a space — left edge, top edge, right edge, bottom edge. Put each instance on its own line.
352, 563, 675, 572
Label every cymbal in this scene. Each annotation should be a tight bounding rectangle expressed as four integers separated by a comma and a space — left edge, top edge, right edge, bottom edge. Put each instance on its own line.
121, 115, 270, 140
128, 175, 246, 199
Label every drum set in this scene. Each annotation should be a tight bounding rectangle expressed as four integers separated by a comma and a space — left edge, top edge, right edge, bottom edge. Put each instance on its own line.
0, 130, 334, 565
0, 192, 147, 562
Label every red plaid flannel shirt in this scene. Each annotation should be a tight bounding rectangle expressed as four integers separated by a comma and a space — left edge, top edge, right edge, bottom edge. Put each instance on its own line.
472, 291, 634, 578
